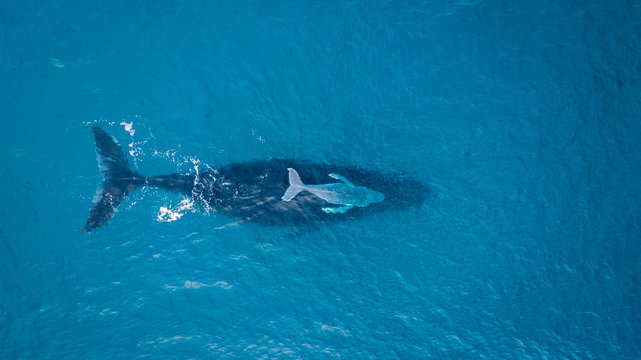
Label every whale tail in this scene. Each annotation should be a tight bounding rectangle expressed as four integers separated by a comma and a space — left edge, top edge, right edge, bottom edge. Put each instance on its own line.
282, 168, 304, 201
82, 126, 145, 232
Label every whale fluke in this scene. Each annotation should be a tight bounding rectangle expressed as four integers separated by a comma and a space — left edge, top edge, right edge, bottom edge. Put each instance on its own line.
82, 126, 143, 232
282, 168, 304, 201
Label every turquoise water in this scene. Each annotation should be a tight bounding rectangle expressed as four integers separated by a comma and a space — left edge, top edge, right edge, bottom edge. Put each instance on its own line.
2, 1, 641, 358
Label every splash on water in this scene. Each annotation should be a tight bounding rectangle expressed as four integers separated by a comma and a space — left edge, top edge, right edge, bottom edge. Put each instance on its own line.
157, 198, 195, 222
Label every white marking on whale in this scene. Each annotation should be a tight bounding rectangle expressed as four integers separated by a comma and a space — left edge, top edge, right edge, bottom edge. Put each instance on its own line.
281, 168, 385, 214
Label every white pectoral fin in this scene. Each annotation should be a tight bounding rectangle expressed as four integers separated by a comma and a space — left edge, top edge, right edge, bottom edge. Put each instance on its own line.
322, 204, 354, 214
282, 168, 304, 201
329, 173, 353, 186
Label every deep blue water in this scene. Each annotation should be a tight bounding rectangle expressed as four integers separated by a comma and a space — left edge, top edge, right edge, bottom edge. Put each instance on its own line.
2, 1, 641, 358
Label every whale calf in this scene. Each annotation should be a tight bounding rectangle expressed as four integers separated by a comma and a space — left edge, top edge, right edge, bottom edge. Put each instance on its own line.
282, 168, 385, 214
82, 126, 427, 232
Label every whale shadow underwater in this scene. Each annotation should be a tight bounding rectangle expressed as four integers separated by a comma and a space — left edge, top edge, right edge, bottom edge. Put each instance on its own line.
82, 126, 429, 232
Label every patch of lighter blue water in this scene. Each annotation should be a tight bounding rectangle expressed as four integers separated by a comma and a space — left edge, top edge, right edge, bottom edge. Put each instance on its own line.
2, 0, 641, 359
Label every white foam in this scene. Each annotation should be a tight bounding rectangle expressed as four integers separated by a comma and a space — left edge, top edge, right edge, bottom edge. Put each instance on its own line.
157, 198, 194, 222
184, 280, 206, 289
183, 280, 232, 290
119, 121, 135, 136
318, 323, 351, 337
50, 58, 64, 68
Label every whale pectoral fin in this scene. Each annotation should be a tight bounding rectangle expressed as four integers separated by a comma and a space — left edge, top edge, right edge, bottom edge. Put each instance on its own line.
322, 204, 354, 214
329, 173, 353, 186
215, 219, 247, 230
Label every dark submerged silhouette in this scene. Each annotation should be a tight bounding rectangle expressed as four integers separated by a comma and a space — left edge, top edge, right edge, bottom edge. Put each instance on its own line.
83, 126, 428, 232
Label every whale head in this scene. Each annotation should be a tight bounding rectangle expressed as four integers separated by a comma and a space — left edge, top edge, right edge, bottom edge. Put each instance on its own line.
368, 188, 385, 205
353, 186, 385, 207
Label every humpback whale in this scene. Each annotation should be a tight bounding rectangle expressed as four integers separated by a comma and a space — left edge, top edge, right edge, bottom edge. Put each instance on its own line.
82, 126, 427, 232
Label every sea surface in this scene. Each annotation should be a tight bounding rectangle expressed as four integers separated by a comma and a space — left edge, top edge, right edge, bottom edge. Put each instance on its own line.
1, 1, 641, 359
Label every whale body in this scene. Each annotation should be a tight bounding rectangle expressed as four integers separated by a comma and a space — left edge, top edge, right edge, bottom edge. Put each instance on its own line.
83, 126, 427, 232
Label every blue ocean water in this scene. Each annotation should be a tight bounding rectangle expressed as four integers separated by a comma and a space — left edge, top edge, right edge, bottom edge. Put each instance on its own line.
1, 0, 641, 358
